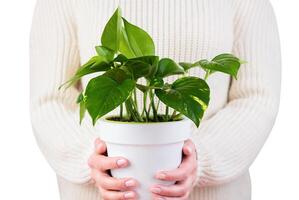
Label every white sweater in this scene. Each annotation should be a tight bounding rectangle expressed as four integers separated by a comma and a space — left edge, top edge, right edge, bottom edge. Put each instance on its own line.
30, 0, 281, 199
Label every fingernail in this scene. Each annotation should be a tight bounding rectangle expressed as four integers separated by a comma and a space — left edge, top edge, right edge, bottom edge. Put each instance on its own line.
150, 187, 161, 194
95, 138, 100, 144
124, 191, 135, 199
116, 159, 127, 167
157, 172, 166, 180
94, 140, 100, 148
186, 146, 192, 154
125, 179, 136, 187
96, 143, 102, 150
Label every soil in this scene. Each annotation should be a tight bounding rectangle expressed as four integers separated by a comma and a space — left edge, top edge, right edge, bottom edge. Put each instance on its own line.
106, 115, 183, 123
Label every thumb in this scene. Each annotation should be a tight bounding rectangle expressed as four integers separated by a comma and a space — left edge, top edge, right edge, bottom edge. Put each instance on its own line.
183, 140, 194, 156
94, 138, 107, 154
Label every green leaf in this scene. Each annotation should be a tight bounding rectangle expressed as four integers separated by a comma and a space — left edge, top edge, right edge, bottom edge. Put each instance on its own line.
103, 68, 130, 83
101, 8, 122, 51
85, 69, 135, 124
79, 100, 86, 124
122, 60, 150, 80
156, 58, 185, 78
179, 62, 194, 71
90, 60, 111, 70
76, 92, 84, 104
113, 54, 128, 64
195, 54, 242, 79
136, 84, 149, 93
122, 18, 155, 57
119, 28, 136, 58
132, 56, 159, 79
135, 77, 164, 93
95, 46, 115, 61
122, 56, 159, 80
59, 56, 110, 89
150, 77, 164, 88
155, 77, 210, 127
76, 92, 86, 124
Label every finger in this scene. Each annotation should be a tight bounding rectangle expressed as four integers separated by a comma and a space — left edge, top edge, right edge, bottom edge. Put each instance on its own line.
100, 188, 137, 200
94, 138, 101, 147
182, 139, 196, 156
156, 141, 197, 182
155, 159, 193, 181
93, 172, 137, 191
88, 154, 129, 170
94, 138, 107, 154
150, 177, 193, 197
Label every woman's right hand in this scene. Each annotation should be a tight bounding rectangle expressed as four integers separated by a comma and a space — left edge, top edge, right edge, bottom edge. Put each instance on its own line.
88, 138, 138, 200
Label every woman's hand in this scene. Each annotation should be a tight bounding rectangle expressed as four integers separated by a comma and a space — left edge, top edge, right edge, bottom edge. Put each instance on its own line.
88, 138, 138, 200
150, 139, 198, 200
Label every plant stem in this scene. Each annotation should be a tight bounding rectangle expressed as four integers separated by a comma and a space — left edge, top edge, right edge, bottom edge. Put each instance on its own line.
171, 110, 177, 120
204, 70, 210, 80
125, 97, 143, 122
156, 100, 161, 113
124, 101, 132, 121
149, 89, 158, 121
132, 98, 142, 120
142, 91, 149, 122
120, 103, 123, 121
165, 106, 169, 121
133, 88, 138, 112
147, 102, 152, 120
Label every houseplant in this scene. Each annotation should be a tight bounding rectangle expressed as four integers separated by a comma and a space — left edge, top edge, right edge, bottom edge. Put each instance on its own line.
61, 8, 243, 199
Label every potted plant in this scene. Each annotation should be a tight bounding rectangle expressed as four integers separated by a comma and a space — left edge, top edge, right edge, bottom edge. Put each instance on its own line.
60, 8, 243, 199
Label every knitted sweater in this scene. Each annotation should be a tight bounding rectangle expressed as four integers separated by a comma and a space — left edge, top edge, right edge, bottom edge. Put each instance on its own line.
30, 0, 281, 199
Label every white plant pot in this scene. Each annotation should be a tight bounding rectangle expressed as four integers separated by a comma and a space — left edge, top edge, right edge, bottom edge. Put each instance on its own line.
96, 117, 192, 200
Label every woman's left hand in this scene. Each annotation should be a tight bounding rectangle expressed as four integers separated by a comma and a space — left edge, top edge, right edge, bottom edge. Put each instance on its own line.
150, 139, 198, 200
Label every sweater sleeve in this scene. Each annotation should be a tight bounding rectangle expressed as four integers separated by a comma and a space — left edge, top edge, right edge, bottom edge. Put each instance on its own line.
191, 0, 281, 187
30, 0, 97, 184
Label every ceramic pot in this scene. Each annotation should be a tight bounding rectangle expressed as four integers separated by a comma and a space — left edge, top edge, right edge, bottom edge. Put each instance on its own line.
96, 117, 192, 200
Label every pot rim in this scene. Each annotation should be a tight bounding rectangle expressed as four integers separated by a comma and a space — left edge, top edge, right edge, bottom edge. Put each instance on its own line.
95, 116, 193, 145
100, 115, 188, 125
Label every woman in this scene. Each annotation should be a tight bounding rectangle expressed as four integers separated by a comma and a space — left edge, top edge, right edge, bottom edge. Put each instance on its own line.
30, 0, 281, 199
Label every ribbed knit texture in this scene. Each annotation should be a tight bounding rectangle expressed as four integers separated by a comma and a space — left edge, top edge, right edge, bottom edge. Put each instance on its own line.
30, 0, 281, 199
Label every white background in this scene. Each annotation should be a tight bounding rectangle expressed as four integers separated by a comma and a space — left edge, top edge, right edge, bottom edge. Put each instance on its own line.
0, 0, 298, 199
